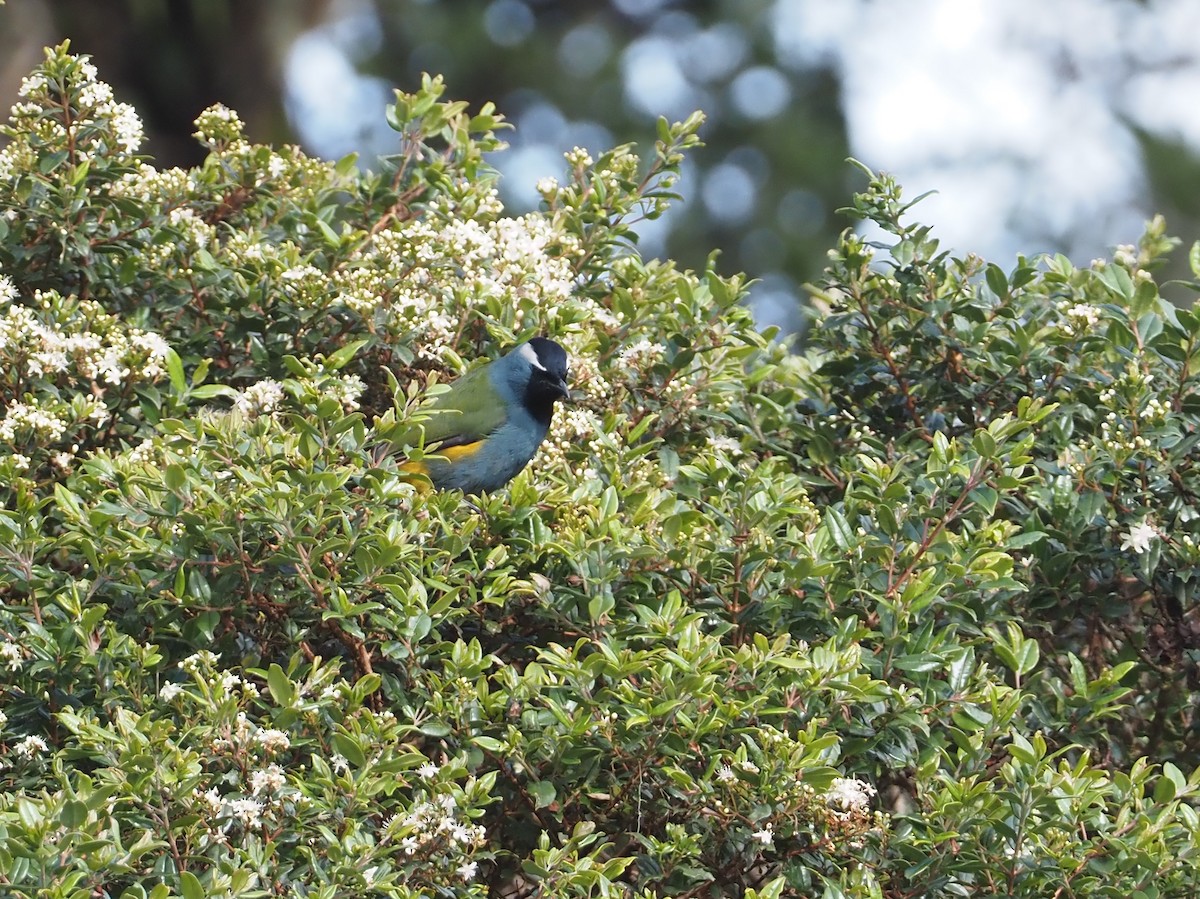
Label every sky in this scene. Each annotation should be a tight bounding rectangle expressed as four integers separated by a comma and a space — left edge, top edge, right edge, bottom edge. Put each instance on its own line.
773, 0, 1200, 263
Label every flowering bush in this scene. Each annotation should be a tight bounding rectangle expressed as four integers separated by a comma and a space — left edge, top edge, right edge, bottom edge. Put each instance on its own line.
1, 43, 1199, 898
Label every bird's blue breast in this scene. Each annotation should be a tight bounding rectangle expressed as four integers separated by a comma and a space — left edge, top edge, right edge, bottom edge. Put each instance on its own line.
426, 406, 550, 494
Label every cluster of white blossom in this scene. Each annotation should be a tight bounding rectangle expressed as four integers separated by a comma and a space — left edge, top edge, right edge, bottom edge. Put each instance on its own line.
617, 338, 665, 373
219, 232, 302, 290
1097, 412, 1154, 456
234, 379, 285, 417
1059, 442, 1091, 481
714, 758, 764, 785
559, 338, 610, 402
825, 776, 877, 816
0, 641, 23, 672
1091, 364, 1163, 457
166, 207, 218, 254
350, 209, 611, 360
1, 290, 170, 387
389, 791, 487, 882
12, 735, 49, 761
1098, 364, 1154, 407
9, 58, 142, 160
538, 406, 606, 483
1111, 244, 1139, 270
0, 402, 68, 444
249, 762, 287, 796
314, 372, 366, 412
564, 146, 593, 169
1056, 300, 1102, 338
158, 681, 184, 702
127, 437, 159, 466
0, 130, 31, 182
707, 434, 743, 458
107, 162, 196, 203
1120, 519, 1158, 555
193, 103, 245, 149
192, 762, 298, 837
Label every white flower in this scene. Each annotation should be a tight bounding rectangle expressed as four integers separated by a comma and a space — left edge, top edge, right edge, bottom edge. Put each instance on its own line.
0, 642, 22, 672
1121, 521, 1157, 555
226, 797, 263, 828
110, 103, 144, 152
13, 735, 49, 759
715, 764, 736, 784
457, 861, 478, 882
179, 649, 218, 673
235, 379, 284, 416
17, 74, 47, 97
250, 764, 286, 795
825, 777, 876, 814
255, 728, 290, 753
618, 338, 664, 369
319, 683, 342, 701
708, 435, 743, 457
417, 761, 440, 780
158, 682, 183, 701
752, 825, 774, 847
565, 146, 593, 167
330, 753, 350, 774
195, 787, 223, 814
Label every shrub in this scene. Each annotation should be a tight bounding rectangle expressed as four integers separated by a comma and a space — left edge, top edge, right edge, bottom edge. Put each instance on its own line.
0, 43, 1198, 898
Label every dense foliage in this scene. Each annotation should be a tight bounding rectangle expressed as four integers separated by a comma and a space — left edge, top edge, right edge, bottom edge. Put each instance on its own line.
1, 44, 1199, 898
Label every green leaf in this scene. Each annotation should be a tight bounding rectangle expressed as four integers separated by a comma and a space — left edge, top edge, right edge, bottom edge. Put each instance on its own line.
325, 339, 369, 371
179, 871, 204, 899
332, 732, 366, 768
529, 780, 556, 809
17, 797, 42, 830
1008, 731, 1036, 765
163, 463, 186, 492
267, 664, 296, 708
165, 348, 185, 394
190, 384, 238, 400
985, 263, 1008, 298
1154, 762, 1186, 804
1098, 264, 1134, 302
948, 648, 975, 693
60, 799, 88, 828
1014, 635, 1040, 676
824, 506, 853, 551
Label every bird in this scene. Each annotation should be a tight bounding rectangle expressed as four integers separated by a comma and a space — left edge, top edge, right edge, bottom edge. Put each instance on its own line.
386, 337, 570, 494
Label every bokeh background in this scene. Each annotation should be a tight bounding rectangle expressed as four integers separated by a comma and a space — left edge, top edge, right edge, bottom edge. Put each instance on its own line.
6, 0, 1200, 332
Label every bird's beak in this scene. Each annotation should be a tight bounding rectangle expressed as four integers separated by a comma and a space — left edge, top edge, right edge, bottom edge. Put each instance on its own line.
556, 378, 571, 402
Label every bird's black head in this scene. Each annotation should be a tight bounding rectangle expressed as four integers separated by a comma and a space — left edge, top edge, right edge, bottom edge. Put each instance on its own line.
516, 337, 570, 425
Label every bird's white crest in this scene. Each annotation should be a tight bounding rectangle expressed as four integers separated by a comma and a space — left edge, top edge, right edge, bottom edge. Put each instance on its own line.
517, 342, 546, 371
